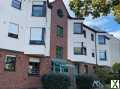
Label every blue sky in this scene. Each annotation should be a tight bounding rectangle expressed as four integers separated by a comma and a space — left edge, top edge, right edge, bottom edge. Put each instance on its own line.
50, 0, 120, 39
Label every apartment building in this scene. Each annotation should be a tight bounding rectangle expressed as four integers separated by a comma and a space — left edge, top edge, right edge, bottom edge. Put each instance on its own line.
0, 0, 120, 89
0, 0, 52, 88
68, 20, 97, 75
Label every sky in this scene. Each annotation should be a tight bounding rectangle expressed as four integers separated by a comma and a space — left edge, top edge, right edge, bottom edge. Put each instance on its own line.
49, 0, 120, 39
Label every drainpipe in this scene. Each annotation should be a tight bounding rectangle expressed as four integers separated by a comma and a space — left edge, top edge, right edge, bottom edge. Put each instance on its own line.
95, 32, 98, 68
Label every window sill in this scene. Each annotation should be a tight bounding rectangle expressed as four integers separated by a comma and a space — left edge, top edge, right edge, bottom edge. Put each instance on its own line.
98, 43, 106, 45
73, 33, 83, 34
29, 40, 45, 45
28, 74, 40, 77
8, 33, 18, 39
74, 54, 87, 56
4, 69, 15, 72
31, 15, 46, 17
100, 59, 107, 61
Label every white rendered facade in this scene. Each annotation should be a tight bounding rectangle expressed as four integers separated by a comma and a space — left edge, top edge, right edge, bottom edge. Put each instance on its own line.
0, 0, 51, 56
68, 19, 97, 65
68, 18, 120, 67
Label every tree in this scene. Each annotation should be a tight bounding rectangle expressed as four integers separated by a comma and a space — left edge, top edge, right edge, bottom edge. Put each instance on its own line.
112, 63, 120, 73
69, 0, 120, 22
112, 2, 120, 23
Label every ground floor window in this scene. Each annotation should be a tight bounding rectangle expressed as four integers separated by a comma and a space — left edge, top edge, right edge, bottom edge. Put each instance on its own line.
4, 55, 16, 71
28, 57, 40, 76
84, 65, 88, 74
74, 63, 80, 75
52, 62, 68, 73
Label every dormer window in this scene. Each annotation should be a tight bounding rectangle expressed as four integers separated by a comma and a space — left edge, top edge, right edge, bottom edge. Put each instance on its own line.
32, 1, 46, 17
11, 0, 22, 9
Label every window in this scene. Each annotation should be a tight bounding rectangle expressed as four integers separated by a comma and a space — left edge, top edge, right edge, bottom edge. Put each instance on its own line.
74, 47, 87, 55
91, 34, 94, 41
81, 47, 87, 55
56, 46, 63, 58
8, 23, 19, 38
57, 9, 64, 18
84, 65, 88, 74
52, 62, 68, 73
98, 35, 106, 44
74, 47, 81, 55
30, 27, 46, 45
28, 58, 40, 76
75, 64, 80, 75
83, 30, 86, 38
56, 26, 63, 37
92, 52, 95, 57
32, 1, 46, 17
11, 0, 22, 9
74, 23, 82, 34
99, 51, 107, 61
4, 55, 16, 71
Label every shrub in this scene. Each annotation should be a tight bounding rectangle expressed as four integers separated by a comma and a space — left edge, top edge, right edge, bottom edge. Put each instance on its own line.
112, 63, 120, 80
76, 74, 97, 89
95, 67, 114, 84
41, 73, 71, 89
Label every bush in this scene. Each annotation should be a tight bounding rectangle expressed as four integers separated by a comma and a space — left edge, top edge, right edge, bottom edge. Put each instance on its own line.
76, 74, 97, 89
41, 73, 71, 89
112, 63, 120, 80
95, 67, 114, 84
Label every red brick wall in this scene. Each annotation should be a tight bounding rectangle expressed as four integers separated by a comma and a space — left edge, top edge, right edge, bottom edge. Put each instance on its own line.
74, 62, 96, 75
0, 50, 51, 89
50, 0, 68, 59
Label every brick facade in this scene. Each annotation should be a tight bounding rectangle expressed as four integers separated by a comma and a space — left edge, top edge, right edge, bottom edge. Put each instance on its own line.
50, 0, 68, 59
0, 49, 51, 89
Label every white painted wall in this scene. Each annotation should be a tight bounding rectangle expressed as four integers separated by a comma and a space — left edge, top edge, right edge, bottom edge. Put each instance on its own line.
109, 35, 120, 66
96, 33, 111, 66
0, 0, 51, 56
96, 33, 120, 67
68, 19, 96, 64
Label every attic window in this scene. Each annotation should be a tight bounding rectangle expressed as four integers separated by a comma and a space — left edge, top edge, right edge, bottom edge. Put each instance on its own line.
57, 9, 64, 18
